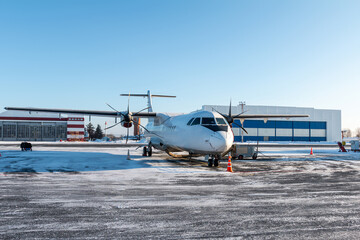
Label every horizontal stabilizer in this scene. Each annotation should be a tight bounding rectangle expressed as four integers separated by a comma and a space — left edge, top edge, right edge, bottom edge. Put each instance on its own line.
120, 94, 176, 98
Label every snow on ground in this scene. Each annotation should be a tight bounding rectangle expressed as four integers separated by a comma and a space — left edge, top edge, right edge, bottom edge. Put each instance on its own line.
259, 147, 360, 160
0, 145, 215, 174
0, 150, 148, 173
0, 144, 359, 174
1, 144, 360, 239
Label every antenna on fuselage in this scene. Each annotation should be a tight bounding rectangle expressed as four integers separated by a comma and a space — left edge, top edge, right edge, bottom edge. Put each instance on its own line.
120, 90, 176, 112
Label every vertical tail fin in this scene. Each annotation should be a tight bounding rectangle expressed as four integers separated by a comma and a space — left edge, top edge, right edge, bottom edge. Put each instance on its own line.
120, 90, 176, 112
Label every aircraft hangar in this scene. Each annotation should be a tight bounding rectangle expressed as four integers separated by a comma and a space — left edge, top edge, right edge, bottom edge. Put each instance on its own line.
0, 110, 85, 141
202, 104, 341, 142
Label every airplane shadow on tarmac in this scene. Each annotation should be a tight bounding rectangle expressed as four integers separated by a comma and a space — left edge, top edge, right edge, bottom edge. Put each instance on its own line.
0, 150, 151, 173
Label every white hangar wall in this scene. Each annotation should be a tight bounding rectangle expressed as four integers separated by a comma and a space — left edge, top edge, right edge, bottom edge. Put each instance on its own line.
202, 105, 341, 142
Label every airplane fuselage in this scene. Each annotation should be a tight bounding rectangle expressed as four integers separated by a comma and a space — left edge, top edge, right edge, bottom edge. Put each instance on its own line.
145, 110, 234, 155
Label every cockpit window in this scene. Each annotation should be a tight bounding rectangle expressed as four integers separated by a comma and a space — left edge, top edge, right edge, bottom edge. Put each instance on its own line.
201, 117, 216, 125
187, 118, 194, 125
216, 118, 227, 125
191, 117, 201, 125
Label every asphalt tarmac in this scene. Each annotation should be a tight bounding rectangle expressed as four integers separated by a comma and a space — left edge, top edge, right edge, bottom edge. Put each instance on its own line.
1, 147, 360, 239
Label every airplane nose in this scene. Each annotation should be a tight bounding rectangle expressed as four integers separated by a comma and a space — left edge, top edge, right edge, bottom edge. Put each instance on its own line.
209, 131, 231, 152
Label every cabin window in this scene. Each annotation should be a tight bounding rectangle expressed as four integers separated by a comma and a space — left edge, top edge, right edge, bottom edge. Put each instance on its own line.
201, 117, 216, 125
187, 118, 194, 125
216, 118, 227, 125
191, 118, 201, 125
154, 117, 161, 126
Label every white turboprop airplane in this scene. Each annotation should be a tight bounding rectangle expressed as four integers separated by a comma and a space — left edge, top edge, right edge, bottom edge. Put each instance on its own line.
5, 91, 309, 167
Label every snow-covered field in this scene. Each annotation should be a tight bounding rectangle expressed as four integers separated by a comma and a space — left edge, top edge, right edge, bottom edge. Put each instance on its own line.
0, 146, 149, 173
258, 147, 360, 160
1, 145, 360, 239
0, 145, 359, 173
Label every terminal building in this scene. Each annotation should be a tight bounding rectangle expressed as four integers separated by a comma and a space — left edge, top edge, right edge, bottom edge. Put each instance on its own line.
0, 110, 85, 141
202, 104, 341, 142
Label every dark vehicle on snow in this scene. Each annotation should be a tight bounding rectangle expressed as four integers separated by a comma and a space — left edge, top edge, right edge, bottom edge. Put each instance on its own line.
20, 142, 32, 151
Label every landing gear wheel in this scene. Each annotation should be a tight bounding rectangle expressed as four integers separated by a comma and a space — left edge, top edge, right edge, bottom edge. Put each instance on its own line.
142, 147, 148, 156
208, 158, 214, 167
238, 155, 244, 160
252, 153, 258, 160
148, 145, 152, 157
214, 159, 219, 167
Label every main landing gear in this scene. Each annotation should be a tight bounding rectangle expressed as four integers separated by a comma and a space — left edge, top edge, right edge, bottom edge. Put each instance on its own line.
208, 155, 220, 167
142, 144, 152, 157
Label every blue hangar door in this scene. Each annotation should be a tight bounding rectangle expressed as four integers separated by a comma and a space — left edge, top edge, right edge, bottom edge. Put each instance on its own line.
233, 120, 326, 142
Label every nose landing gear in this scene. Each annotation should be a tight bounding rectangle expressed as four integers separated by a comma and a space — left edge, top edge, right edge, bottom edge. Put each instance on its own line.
207, 155, 220, 167
142, 144, 153, 157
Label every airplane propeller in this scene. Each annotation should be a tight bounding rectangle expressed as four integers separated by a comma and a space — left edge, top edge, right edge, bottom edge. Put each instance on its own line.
104, 94, 156, 143
212, 100, 248, 134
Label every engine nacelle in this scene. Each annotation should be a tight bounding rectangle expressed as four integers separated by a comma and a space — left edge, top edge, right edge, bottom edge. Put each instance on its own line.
122, 122, 133, 128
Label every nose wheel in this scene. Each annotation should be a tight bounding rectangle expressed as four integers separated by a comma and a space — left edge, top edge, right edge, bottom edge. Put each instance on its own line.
208, 157, 213, 167
142, 144, 153, 157
208, 155, 220, 167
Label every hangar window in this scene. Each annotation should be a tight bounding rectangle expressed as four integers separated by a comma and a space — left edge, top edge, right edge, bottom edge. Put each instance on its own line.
43, 124, 56, 139
216, 118, 227, 125
202, 118, 216, 125
30, 125, 42, 139
17, 124, 30, 139
187, 118, 194, 125
56, 124, 67, 139
3, 124, 16, 138
191, 118, 201, 125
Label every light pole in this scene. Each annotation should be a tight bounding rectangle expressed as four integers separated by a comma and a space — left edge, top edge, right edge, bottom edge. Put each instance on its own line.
239, 101, 246, 143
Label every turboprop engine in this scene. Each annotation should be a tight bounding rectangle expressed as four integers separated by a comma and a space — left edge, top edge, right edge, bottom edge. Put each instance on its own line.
122, 121, 133, 128
105, 101, 151, 143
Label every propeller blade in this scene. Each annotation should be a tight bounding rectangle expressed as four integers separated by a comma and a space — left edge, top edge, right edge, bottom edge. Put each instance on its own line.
140, 124, 162, 138
211, 107, 228, 119
132, 118, 162, 138
105, 120, 124, 130
133, 107, 150, 116
138, 123, 153, 134
241, 126, 248, 134
106, 103, 124, 119
132, 118, 149, 133
212, 107, 234, 124
106, 103, 119, 112
232, 110, 248, 118
232, 122, 248, 134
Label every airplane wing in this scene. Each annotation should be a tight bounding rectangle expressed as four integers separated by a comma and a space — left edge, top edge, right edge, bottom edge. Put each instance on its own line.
234, 114, 309, 119
4, 107, 157, 118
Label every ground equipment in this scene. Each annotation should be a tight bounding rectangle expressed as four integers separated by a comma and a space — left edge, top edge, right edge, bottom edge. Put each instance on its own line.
231, 144, 258, 160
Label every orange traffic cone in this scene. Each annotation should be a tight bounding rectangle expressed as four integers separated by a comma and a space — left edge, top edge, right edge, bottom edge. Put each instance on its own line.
310, 148, 313, 155
227, 156, 233, 172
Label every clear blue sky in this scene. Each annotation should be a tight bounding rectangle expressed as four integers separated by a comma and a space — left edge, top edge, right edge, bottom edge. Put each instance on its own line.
1, 0, 359, 134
